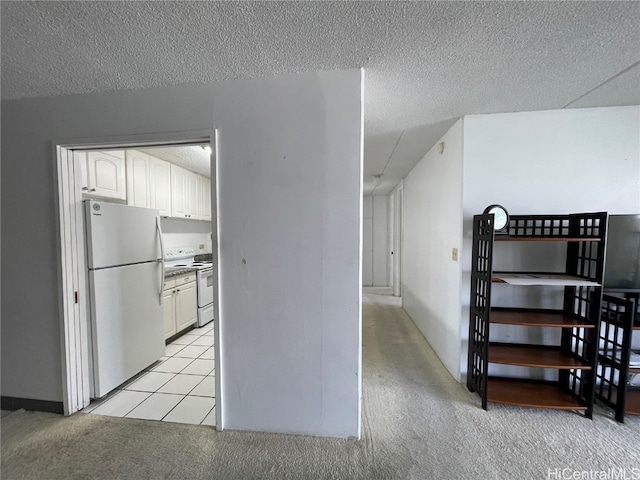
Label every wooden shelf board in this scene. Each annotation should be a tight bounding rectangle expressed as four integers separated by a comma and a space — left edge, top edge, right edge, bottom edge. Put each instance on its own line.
495, 236, 601, 242
629, 367, 640, 374
626, 389, 640, 416
490, 309, 594, 328
492, 273, 600, 287
489, 344, 590, 369
488, 378, 588, 410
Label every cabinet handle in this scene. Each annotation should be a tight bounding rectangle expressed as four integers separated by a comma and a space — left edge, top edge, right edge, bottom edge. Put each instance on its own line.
82, 187, 88, 191
89, 188, 96, 192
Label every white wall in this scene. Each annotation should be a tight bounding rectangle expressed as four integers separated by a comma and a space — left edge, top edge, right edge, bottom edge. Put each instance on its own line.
402, 119, 464, 379
1, 71, 363, 439
213, 69, 362, 438
460, 106, 640, 378
2, 83, 223, 403
400, 107, 639, 382
160, 217, 212, 253
390, 183, 404, 297
362, 196, 373, 285
372, 195, 389, 286
362, 195, 390, 287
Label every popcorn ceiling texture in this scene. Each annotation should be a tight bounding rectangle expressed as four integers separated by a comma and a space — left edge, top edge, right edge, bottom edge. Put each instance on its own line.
2, 1, 639, 193
139, 146, 212, 178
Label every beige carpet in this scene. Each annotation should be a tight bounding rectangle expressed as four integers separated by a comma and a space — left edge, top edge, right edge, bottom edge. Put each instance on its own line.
2, 291, 639, 479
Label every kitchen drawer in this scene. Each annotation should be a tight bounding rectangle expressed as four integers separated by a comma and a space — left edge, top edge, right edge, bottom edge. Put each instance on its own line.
174, 273, 196, 285
163, 278, 176, 291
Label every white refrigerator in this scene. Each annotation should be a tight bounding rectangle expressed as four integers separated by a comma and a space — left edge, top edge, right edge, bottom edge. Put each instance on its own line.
85, 200, 165, 398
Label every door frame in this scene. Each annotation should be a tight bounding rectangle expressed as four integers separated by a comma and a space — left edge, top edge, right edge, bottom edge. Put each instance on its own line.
392, 182, 403, 297
53, 130, 219, 424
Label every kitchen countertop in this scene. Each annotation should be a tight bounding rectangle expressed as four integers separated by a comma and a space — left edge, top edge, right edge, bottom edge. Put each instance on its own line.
164, 267, 198, 278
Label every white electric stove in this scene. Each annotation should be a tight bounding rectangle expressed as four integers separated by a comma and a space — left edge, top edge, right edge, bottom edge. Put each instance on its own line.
164, 247, 214, 327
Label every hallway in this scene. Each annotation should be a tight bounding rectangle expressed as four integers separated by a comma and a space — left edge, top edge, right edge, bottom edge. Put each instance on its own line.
1, 290, 638, 479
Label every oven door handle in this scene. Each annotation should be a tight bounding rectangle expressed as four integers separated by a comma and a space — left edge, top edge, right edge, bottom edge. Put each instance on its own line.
156, 216, 165, 305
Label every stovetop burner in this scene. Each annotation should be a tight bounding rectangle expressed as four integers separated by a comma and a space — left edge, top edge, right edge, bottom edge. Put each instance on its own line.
165, 247, 212, 271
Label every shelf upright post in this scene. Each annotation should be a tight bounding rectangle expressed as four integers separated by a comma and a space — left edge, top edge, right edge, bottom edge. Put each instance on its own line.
467, 213, 495, 409
560, 212, 608, 419
595, 295, 634, 423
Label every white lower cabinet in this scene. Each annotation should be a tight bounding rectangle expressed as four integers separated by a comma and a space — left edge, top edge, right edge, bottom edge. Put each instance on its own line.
175, 280, 198, 332
162, 274, 197, 340
162, 286, 176, 339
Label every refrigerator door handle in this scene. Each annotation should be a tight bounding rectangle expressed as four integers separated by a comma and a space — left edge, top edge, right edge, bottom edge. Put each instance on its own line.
156, 216, 165, 305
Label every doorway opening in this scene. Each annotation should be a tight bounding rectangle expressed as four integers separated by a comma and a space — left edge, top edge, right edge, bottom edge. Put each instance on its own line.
55, 133, 221, 427
391, 183, 403, 297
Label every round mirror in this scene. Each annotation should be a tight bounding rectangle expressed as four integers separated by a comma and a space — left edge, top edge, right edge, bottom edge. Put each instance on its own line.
483, 204, 509, 231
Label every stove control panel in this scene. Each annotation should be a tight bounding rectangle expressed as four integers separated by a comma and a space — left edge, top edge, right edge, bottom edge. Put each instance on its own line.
165, 246, 195, 260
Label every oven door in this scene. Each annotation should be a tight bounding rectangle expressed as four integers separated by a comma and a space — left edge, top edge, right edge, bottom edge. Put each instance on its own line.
198, 303, 214, 327
197, 268, 214, 307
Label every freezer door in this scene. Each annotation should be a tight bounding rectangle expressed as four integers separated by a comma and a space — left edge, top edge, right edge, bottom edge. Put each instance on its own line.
85, 200, 161, 269
89, 261, 165, 398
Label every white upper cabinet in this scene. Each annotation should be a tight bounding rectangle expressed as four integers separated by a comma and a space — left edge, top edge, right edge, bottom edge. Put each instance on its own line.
126, 150, 172, 216
171, 164, 201, 219
170, 164, 188, 218
81, 150, 126, 200
148, 156, 172, 216
77, 151, 89, 190
186, 169, 200, 219
199, 175, 212, 222
125, 150, 150, 208
81, 148, 208, 217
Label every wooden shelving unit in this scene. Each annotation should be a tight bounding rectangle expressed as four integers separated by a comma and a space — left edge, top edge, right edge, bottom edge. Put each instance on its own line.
490, 309, 595, 328
467, 212, 607, 418
487, 378, 588, 411
595, 293, 639, 422
630, 320, 640, 416
489, 344, 591, 369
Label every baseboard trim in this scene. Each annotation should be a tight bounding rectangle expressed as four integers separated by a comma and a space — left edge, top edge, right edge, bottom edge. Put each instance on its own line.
1, 396, 64, 414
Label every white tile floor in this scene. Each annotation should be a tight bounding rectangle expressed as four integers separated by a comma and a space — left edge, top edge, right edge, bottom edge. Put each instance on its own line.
84, 323, 216, 426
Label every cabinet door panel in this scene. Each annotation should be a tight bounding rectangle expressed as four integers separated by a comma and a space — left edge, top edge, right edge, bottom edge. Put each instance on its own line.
75, 151, 89, 192
200, 176, 212, 221
186, 170, 199, 219
87, 151, 126, 200
175, 282, 197, 331
126, 150, 150, 207
149, 157, 172, 216
163, 290, 176, 340
171, 164, 188, 218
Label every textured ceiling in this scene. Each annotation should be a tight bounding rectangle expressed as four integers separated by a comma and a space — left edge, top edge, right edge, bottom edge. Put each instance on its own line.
138, 145, 212, 178
2, 1, 639, 194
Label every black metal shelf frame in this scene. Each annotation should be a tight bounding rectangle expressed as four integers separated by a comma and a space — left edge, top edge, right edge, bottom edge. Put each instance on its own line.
467, 212, 608, 418
595, 294, 634, 423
